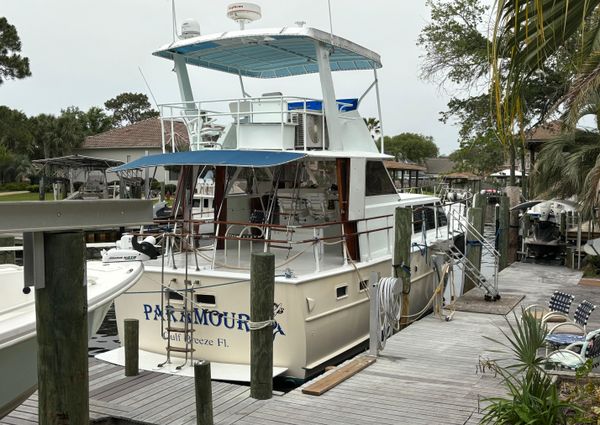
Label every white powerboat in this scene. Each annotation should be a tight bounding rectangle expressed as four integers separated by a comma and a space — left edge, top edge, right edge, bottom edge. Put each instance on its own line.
0, 261, 144, 418
521, 200, 578, 258
98, 5, 463, 381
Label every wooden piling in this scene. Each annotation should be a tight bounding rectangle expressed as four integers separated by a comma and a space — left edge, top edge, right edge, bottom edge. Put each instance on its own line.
0, 236, 15, 265
498, 196, 510, 272
368, 271, 381, 357
36, 231, 89, 425
464, 207, 483, 293
521, 214, 531, 261
394, 207, 412, 329
194, 361, 214, 425
250, 252, 275, 400
124, 319, 139, 377
506, 186, 520, 264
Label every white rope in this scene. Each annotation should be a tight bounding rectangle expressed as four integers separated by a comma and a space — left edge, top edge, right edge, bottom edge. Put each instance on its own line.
378, 277, 401, 350
248, 319, 276, 330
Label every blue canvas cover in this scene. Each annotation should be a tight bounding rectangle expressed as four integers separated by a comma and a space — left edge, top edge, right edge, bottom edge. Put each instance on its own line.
109, 150, 306, 172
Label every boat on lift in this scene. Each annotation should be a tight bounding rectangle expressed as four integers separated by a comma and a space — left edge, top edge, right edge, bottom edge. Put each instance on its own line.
98, 4, 463, 381
0, 261, 144, 418
517, 199, 578, 258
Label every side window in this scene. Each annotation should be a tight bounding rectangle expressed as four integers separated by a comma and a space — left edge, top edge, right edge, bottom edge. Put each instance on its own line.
437, 206, 448, 227
365, 161, 397, 196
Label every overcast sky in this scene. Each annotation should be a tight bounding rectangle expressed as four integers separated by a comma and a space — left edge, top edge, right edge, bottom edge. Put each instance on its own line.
2, 0, 463, 155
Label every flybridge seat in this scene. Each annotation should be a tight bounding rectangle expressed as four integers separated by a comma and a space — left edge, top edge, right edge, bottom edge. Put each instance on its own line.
287, 98, 358, 112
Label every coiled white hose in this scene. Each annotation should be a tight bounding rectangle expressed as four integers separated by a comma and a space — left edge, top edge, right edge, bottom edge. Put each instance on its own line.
378, 277, 401, 350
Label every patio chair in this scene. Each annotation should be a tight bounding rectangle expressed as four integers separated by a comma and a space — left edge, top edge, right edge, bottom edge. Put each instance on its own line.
545, 300, 597, 350
523, 291, 575, 323
546, 328, 600, 370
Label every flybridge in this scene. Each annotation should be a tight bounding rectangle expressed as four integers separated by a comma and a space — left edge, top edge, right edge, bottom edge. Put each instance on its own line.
154, 27, 382, 79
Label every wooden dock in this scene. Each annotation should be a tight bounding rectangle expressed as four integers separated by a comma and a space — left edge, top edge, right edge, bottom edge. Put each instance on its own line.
2, 262, 598, 425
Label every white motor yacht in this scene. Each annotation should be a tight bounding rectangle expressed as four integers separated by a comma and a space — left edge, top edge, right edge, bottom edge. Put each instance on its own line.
98, 7, 464, 381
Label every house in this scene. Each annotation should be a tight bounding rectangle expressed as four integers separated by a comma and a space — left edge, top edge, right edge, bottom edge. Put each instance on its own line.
76, 118, 188, 183
525, 121, 561, 171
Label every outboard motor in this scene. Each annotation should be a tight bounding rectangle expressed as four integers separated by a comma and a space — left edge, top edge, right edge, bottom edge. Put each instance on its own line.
102, 234, 159, 263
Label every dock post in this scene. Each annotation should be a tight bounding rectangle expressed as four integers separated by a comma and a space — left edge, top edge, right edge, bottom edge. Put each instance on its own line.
124, 319, 139, 377
369, 271, 381, 356
394, 207, 412, 330
506, 186, 520, 264
250, 252, 275, 400
521, 214, 531, 261
473, 194, 486, 226
0, 235, 15, 264
36, 231, 89, 425
494, 204, 500, 236
194, 361, 214, 425
464, 207, 483, 293
498, 196, 510, 271
431, 254, 446, 317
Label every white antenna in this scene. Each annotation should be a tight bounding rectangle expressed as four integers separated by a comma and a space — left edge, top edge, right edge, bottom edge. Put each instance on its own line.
327, 0, 334, 41
227, 3, 262, 30
138, 67, 159, 110
171, 0, 178, 42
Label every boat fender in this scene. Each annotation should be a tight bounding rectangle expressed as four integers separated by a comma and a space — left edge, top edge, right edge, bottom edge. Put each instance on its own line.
131, 235, 159, 260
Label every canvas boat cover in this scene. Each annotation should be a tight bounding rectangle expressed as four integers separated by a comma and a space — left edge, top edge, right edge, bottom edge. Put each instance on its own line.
109, 150, 306, 172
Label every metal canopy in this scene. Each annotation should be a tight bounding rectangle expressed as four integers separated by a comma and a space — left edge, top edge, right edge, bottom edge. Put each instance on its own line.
154, 27, 382, 78
110, 150, 307, 172
32, 154, 124, 171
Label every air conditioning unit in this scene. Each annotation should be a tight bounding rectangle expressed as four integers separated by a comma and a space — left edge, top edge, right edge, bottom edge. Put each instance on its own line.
294, 114, 328, 149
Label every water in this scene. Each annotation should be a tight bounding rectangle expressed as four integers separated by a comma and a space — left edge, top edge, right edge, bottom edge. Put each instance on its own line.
88, 304, 120, 358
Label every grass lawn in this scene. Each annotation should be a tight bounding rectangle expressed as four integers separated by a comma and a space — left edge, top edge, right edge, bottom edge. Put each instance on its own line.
0, 192, 53, 201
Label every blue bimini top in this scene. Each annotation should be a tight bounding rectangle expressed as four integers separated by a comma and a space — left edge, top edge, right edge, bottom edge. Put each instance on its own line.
109, 150, 306, 172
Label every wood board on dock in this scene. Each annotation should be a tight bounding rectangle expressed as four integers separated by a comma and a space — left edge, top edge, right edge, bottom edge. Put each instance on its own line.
301, 356, 376, 396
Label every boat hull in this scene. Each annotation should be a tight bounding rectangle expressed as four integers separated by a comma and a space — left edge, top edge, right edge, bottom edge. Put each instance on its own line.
113, 251, 436, 380
0, 261, 144, 418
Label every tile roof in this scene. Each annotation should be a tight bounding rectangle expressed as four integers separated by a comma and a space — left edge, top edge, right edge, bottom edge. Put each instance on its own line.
383, 160, 426, 172
526, 121, 562, 142
81, 118, 189, 149
424, 157, 455, 175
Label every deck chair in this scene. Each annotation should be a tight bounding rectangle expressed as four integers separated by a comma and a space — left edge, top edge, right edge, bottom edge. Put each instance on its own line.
546, 328, 600, 370
523, 291, 575, 323
545, 300, 597, 350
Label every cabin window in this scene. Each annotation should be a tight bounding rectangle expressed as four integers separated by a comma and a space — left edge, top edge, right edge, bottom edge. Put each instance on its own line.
359, 280, 369, 292
168, 290, 184, 301
336, 284, 348, 299
195, 294, 216, 306
413, 204, 436, 233
365, 161, 397, 196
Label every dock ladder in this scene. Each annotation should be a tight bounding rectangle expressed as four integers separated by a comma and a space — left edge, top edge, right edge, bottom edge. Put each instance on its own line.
158, 278, 197, 370
447, 208, 501, 300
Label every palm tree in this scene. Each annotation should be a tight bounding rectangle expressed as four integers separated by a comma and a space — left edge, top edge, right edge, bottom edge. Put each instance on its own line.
363, 117, 381, 141
492, 1, 600, 212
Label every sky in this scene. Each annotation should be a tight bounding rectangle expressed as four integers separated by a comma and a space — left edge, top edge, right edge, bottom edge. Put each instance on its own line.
2, 0, 462, 155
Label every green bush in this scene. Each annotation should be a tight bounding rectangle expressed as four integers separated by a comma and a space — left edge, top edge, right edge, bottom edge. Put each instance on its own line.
481, 310, 583, 424
164, 184, 176, 195
27, 184, 39, 193
0, 182, 31, 191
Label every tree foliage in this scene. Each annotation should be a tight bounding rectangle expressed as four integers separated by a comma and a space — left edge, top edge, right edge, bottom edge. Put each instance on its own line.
0, 17, 31, 85
449, 130, 505, 176
104, 92, 159, 127
417, 0, 489, 88
380, 133, 439, 164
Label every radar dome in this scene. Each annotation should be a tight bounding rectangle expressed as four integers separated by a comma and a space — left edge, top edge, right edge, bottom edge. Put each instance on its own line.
181, 19, 201, 39
227, 3, 262, 29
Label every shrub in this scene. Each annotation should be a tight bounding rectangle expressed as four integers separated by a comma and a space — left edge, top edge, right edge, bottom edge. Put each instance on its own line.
480, 310, 583, 424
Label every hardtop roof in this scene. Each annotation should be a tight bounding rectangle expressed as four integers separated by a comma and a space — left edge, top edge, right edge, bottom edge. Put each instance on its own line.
154, 26, 382, 78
